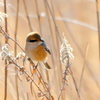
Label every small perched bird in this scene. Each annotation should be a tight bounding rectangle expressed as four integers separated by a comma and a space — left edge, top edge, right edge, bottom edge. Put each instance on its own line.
25, 32, 51, 69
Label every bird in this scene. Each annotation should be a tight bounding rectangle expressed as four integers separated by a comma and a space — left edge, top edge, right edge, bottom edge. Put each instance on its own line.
25, 32, 51, 69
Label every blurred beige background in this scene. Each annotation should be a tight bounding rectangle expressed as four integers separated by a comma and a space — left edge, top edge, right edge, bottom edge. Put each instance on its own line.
0, 0, 100, 100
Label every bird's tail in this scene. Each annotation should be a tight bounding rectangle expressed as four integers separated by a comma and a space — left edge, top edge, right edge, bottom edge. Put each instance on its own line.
43, 62, 51, 69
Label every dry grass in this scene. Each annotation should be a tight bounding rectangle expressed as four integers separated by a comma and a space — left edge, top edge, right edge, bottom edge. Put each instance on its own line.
0, 0, 99, 100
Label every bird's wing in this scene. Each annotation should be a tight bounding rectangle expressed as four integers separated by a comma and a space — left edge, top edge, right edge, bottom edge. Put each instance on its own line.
40, 39, 51, 55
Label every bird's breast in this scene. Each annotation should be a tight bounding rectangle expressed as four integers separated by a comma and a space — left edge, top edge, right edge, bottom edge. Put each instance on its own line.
25, 42, 47, 61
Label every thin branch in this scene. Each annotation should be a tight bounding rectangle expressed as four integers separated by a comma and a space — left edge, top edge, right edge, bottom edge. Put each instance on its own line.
4, 0, 8, 100
0, 26, 24, 51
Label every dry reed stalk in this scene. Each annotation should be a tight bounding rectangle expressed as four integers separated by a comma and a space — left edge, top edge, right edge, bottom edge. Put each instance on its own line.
75, 43, 89, 100
44, 1, 68, 99
43, 1, 54, 99
14, 0, 19, 100
55, 35, 64, 100
69, 67, 81, 100
4, 0, 8, 100
54, 0, 72, 35
96, 2, 100, 89
79, 43, 89, 91
43, 1, 64, 99
50, 0, 54, 16
34, 0, 42, 34
44, 0, 63, 81
23, 0, 33, 31
45, 0, 62, 42
96, 0, 100, 62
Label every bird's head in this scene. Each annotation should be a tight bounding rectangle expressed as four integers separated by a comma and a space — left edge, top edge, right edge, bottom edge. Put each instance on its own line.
26, 32, 42, 43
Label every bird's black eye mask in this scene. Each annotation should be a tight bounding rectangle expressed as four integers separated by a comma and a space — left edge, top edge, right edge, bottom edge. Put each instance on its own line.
29, 40, 38, 42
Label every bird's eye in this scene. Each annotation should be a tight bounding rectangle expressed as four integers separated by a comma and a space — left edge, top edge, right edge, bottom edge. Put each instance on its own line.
29, 40, 38, 42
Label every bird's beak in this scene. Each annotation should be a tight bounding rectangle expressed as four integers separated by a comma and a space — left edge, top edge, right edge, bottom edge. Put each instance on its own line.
40, 38, 44, 42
